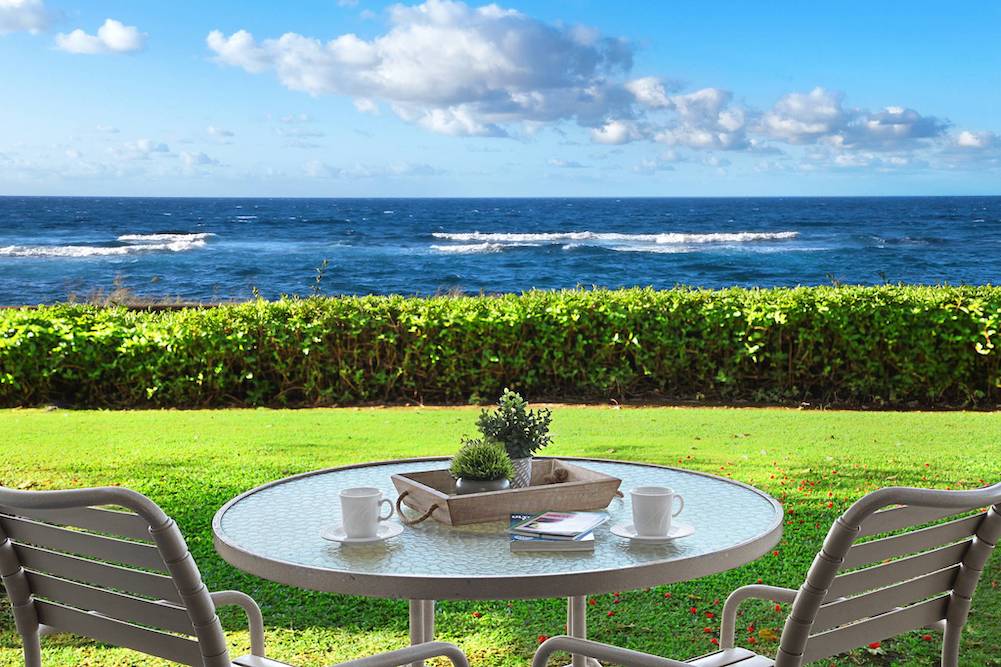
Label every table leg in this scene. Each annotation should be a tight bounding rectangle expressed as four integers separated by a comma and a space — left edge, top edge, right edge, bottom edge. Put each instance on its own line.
409, 599, 435, 667
566, 596, 601, 667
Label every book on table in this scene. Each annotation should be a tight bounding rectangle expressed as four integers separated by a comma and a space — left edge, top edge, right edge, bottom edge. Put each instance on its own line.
509, 513, 596, 552
508, 510, 608, 541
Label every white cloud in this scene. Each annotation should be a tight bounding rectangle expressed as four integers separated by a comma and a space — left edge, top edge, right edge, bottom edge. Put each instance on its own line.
134, 138, 168, 153
938, 130, 1001, 168
631, 158, 675, 174
954, 130, 998, 150
207, 125, 234, 138
197, 0, 993, 173
353, 97, 379, 114
761, 87, 948, 151
180, 151, 219, 168
760, 87, 847, 144
591, 119, 643, 145
110, 138, 170, 161
843, 106, 948, 150
0, 0, 51, 35
304, 159, 444, 178
56, 18, 146, 54
625, 76, 674, 109
207, 0, 633, 137
547, 158, 587, 168
275, 121, 325, 148
654, 88, 748, 150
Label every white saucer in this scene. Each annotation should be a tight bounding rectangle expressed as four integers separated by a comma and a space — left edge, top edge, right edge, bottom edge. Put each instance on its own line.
610, 522, 694, 544
321, 522, 404, 544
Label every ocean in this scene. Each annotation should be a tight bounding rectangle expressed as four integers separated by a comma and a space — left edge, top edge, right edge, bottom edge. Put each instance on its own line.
0, 196, 998, 305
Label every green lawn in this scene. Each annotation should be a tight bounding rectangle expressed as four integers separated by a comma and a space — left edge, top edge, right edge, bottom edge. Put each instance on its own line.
1, 407, 999, 667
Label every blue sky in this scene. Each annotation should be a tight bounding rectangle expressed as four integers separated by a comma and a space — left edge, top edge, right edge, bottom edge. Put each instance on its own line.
1, 0, 999, 197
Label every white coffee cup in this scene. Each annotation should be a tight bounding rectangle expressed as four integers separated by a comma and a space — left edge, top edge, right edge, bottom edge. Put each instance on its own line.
340, 487, 394, 538
630, 486, 685, 537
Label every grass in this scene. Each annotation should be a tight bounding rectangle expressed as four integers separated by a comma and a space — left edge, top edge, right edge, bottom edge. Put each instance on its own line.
0, 406, 998, 667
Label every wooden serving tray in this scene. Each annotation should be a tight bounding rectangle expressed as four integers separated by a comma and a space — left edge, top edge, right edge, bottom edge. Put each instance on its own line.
392, 459, 621, 526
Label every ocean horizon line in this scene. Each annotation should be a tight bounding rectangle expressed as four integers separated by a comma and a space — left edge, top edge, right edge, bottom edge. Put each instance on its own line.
1, 194, 999, 201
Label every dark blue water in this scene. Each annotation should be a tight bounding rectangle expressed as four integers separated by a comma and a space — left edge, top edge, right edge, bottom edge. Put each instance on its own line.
1, 196, 999, 304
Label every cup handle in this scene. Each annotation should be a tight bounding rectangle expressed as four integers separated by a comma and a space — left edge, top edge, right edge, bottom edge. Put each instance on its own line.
672, 495, 685, 517
378, 498, 394, 521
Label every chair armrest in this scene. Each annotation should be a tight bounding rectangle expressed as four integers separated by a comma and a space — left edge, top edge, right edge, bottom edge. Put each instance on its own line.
720, 585, 798, 649
328, 642, 468, 667
533, 636, 690, 667
210, 590, 266, 657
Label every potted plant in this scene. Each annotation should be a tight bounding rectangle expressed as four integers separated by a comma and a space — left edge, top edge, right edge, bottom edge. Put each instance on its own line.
449, 438, 515, 495
476, 389, 552, 488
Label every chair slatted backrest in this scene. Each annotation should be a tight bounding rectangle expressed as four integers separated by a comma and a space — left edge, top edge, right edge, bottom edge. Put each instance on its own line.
0, 487, 231, 667
773, 483, 1001, 667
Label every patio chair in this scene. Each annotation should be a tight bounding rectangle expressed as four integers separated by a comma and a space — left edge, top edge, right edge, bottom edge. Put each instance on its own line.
0, 485, 469, 667
534, 481, 1001, 667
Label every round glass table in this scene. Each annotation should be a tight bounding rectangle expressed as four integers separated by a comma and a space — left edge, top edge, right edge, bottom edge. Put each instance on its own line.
213, 457, 782, 667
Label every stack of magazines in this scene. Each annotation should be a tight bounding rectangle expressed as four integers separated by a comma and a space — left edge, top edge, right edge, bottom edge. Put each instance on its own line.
508, 511, 608, 552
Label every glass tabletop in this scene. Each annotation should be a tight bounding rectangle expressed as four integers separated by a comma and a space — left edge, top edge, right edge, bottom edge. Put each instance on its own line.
213, 458, 782, 599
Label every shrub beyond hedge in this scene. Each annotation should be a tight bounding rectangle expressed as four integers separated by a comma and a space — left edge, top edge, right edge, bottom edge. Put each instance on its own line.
1, 286, 998, 408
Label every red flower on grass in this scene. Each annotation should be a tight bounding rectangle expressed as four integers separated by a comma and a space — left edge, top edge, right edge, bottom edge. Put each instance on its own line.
471, 611, 482, 618
537, 635, 549, 644
867, 642, 881, 649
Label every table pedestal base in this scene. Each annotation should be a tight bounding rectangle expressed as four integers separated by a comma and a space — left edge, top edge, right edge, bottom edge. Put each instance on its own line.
406, 596, 597, 667
566, 595, 601, 667
409, 600, 435, 667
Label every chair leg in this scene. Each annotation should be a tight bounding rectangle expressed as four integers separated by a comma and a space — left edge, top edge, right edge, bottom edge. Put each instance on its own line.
941, 621, 961, 667
22, 629, 41, 667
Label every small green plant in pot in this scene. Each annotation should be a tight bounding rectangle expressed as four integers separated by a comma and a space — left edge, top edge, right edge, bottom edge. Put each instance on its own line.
449, 438, 515, 495
476, 388, 552, 488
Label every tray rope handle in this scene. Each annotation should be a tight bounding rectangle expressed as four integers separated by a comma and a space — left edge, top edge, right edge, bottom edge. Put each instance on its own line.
395, 490, 440, 526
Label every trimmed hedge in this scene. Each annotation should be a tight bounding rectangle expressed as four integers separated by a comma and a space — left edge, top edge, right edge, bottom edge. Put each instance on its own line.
1, 286, 999, 408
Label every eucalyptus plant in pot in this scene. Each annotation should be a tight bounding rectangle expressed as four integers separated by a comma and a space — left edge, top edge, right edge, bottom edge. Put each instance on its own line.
449, 438, 515, 495
476, 389, 552, 488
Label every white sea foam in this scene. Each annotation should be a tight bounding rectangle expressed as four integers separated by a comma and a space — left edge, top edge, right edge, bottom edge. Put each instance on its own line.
431, 231, 798, 244
116, 232, 216, 243
431, 242, 512, 254
1, 239, 208, 258
2, 232, 213, 258
610, 244, 693, 254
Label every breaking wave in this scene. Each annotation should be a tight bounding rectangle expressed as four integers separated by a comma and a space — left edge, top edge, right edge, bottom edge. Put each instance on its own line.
116, 232, 216, 243
1, 232, 214, 258
432, 231, 798, 244
430, 230, 799, 254
431, 242, 538, 254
